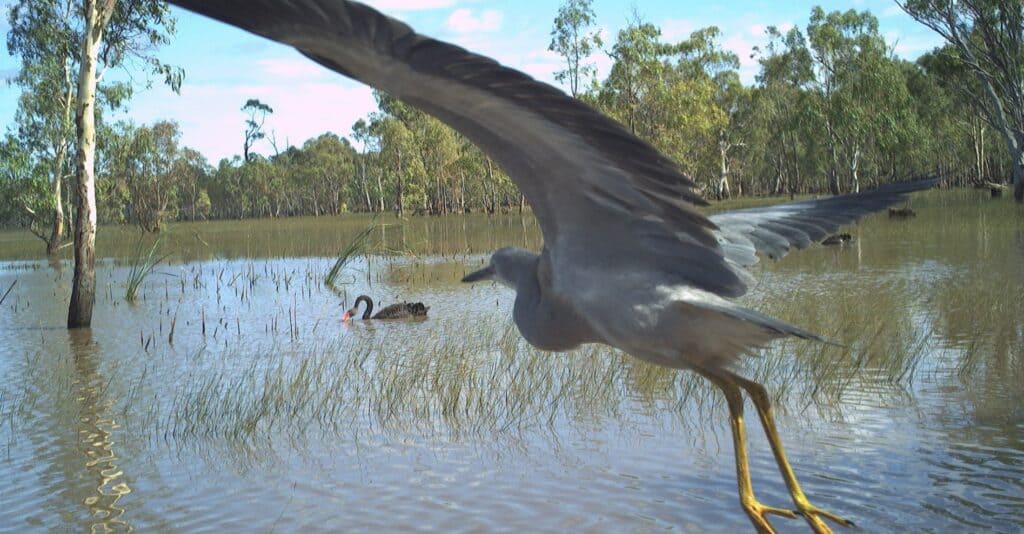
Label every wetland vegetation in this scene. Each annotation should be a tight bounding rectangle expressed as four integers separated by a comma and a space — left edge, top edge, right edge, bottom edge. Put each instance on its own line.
1, 0, 1023, 531
1, 189, 1023, 531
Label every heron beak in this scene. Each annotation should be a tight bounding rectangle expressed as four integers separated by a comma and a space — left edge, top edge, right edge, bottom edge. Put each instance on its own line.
461, 265, 495, 283
341, 310, 353, 322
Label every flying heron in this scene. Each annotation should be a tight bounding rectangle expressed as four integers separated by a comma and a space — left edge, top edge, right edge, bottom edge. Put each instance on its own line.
167, 1, 937, 531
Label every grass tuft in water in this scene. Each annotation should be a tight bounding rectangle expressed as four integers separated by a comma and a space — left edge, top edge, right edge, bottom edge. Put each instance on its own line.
126, 235, 169, 302
325, 224, 376, 289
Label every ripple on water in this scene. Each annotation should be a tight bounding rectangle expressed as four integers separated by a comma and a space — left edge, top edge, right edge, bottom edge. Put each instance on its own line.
1, 192, 1023, 531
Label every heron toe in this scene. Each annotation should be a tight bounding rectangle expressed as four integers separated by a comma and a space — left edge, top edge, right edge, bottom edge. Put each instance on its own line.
794, 502, 855, 534
741, 499, 798, 534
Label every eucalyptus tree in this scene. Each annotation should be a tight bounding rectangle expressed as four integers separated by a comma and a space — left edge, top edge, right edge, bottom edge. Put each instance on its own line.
676, 27, 746, 198
749, 26, 820, 195
899, 0, 1024, 201
598, 21, 726, 189
803, 8, 919, 193
900, 54, 964, 181
106, 120, 182, 231
0, 134, 48, 231
807, 8, 876, 193
242, 98, 274, 161
351, 118, 376, 212
367, 97, 416, 216
7, 0, 82, 254
67, 0, 181, 328
292, 133, 357, 216
548, 0, 603, 98
174, 148, 213, 221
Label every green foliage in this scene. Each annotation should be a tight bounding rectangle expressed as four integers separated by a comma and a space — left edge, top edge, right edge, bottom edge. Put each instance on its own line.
99, 120, 206, 231
242, 98, 274, 161
3, 0, 182, 249
5, 4, 1014, 232
898, 0, 1024, 199
549, 0, 603, 97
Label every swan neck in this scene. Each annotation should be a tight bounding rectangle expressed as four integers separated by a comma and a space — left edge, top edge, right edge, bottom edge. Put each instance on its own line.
356, 295, 374, 319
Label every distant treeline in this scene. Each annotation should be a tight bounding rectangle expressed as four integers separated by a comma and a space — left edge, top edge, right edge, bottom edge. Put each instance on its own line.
0, 4, 1014, 236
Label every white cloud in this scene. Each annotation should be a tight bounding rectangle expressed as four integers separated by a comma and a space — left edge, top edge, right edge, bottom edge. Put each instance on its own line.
881, 5, 904, 18
661, 18, 697, 42
723, 33, 758, 67
890, 33, 940, 58
446, 8, 503, 34
366, 0, 457, 11
256, 58, 329, 79
125, 80, 377, 162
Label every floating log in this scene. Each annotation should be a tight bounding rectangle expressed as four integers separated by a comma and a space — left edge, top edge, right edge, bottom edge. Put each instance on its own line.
986, 182, 1007, 197
822, 233, 853, 246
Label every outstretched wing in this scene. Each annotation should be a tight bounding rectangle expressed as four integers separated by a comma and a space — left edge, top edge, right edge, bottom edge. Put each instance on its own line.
167, 0, 936, 299
166, 0, 748, 296
710, 179, 939, 267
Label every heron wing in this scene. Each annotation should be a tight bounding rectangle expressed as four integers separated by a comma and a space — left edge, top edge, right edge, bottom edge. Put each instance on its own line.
709, 178, 940, 266
167, 0, 937, 299
166, 0, 753, 297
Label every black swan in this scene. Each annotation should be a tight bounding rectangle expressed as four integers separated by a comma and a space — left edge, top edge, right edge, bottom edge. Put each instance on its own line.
342, 295, 429, 322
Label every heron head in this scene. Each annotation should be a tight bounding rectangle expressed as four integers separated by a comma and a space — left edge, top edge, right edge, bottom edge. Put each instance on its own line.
461, 247, 534, 289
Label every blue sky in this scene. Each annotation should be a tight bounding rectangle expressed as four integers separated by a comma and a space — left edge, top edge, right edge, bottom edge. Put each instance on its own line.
0, 1, 943, 163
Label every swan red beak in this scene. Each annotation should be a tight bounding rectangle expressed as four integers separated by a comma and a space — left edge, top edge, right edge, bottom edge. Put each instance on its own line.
341, 310, 352, 322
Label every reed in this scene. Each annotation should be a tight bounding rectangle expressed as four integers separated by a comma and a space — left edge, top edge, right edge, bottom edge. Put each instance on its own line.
325, 224, 376, 288
126, 235, 169, 302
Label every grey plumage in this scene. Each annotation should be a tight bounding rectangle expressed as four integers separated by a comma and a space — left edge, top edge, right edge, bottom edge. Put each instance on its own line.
167, 1, 936, 529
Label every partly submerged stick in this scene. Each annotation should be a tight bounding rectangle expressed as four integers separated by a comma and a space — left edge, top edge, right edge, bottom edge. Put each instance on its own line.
0, 279, 16, 306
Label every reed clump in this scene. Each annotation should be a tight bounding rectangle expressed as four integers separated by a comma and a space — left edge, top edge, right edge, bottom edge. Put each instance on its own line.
126, 236, 169, 302
325, 224, 376, 288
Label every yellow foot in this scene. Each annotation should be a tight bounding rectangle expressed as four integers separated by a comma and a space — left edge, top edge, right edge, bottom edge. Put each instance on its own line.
742, 500, 798, 534
794, 503, 855, 534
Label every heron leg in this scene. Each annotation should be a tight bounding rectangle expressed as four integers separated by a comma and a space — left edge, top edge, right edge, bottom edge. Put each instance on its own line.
730, 373, 855, 533
702, 372, 797, 533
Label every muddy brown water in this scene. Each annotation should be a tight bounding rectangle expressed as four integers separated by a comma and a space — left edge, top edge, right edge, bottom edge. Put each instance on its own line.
1, 190, 1022, 532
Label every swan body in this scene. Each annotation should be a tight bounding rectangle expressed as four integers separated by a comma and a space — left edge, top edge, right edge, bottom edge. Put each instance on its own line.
343, 295, 429, 321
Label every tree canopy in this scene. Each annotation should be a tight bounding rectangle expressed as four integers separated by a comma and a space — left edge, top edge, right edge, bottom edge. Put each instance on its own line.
1, 3, 1017, 235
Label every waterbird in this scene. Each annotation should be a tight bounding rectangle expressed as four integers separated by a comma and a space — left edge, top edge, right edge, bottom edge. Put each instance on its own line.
888, 207, 917, 218
342, 295, 429, 322
167, 1, 939, 531
821, 234, 853, 246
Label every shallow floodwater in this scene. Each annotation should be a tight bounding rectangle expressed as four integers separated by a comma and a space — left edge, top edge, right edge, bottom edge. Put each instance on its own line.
1, 190, 1022, 532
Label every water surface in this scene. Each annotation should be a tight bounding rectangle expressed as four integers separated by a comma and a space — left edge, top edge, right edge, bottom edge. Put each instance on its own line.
1, 190, 1022, 532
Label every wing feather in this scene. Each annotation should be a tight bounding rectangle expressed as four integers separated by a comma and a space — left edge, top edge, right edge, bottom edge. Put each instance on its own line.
711, 178, 940, 266
167, 0, 938, 299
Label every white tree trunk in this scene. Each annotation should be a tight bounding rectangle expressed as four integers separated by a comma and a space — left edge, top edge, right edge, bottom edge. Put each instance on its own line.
1013, 143, 1024, 202
68, 0, 112, 328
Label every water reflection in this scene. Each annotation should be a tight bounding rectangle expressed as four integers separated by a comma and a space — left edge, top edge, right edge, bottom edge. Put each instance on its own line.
1, 190, 1023, 531
69, 330, 133, 533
